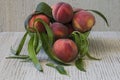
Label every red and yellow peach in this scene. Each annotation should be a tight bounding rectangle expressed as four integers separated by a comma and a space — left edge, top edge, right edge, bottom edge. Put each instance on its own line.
52, 2, 73, 23
29, 14, 50, 32
72, 10, 95, 32
53, 39, 78, 62
50, 22, 68, 38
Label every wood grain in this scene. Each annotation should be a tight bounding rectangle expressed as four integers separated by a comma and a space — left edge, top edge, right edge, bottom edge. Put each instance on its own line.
0, 0, 120, 32
0, 32, 120, 80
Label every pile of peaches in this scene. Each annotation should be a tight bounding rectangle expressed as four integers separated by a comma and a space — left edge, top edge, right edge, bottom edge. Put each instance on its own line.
7, 2, 108, 75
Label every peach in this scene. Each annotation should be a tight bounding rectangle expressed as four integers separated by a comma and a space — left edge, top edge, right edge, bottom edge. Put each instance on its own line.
29, 14, 50, 32
50, 22, 68, 38
53, 39, 78, 62
72, 10, 95, 32
65, 24, 74, 34
52, 2, 73, 23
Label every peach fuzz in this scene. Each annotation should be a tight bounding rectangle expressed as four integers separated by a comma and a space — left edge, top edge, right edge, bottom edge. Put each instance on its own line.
29, 14, 50, 32
53, 39, 78, 62
72, 10, 95, 32
52, 2, 73, 23
50, 22, 68, 38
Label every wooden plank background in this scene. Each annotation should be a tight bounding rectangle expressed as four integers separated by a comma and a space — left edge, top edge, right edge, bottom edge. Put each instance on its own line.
0, 0, 120, 32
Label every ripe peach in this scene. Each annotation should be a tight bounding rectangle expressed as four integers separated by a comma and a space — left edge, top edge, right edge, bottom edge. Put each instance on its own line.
72, 10, 95, 32
52, 2, 73, 23
29, 14, 50, 32
53, 39, 78, 62
50, 22, 68, 38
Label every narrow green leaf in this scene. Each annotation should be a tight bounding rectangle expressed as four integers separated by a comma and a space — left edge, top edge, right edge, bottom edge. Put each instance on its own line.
86, 52, 101, 60
20, 58, 31, 62
82, 31, 90, 38
72, 31, 89, 40
78, 32, 90, 57
28, 36, 43, 72
85, 39, 101, 60
11, 32, 28, 55
33, 18, 54, 46
31, 25, 42, 54
46, 63, 56, 68
75, 58, 86, 72
86, 9, 109, 27
35, 29, 42, 54
72, 32, 81, 54
35, 2, 53, 18
26, 28, 34, 37
41, 33, 70, 65
46, 63, 68, 75
56, 65, 68, 75
33, 33, 38, 50
32, 29, 42, 54
72, 31, 89, 57
6, 55, 29, 59
81, 40, 89, 57
77, 31, 88, 40
25, 26, 42, 54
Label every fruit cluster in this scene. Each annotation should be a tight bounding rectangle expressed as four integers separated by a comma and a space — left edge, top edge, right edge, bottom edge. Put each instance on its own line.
27, 2, 96, 62
7, 2, 108, 75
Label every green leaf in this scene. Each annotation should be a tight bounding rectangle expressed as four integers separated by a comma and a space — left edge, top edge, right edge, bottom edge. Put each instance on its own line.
83, 31, 90, 38
72, 32, 81, 54
78, 32, 90, 56
28, 35, 43, 72
41, 33, 70, 65
11, 32, 28, 55
72, 31, 89, 40
33, 18, 54, 46
56, 65, 68, 75
72, 31, 101, 60
75, 58, 86, 72
33, 33, 38, 50
35, 29, 42, 54
72, 31, 89, 57
6, 55, 29, 59
86, 9, 109, 27
20, 58, 31, 62
26, 28, 34, 37
86, 52, 101, 60
46, 63, 68, 75
77, 31, 88, 39
25, 26, 42, 54
35, 2, 53, 18
32, 29, 42, 54
46, 63, 55, 68
81, 39, 89, 57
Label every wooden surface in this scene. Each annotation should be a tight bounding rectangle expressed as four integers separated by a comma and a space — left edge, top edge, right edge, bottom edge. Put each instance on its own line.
0, 0, 120, 31
0, 32, 120, 80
